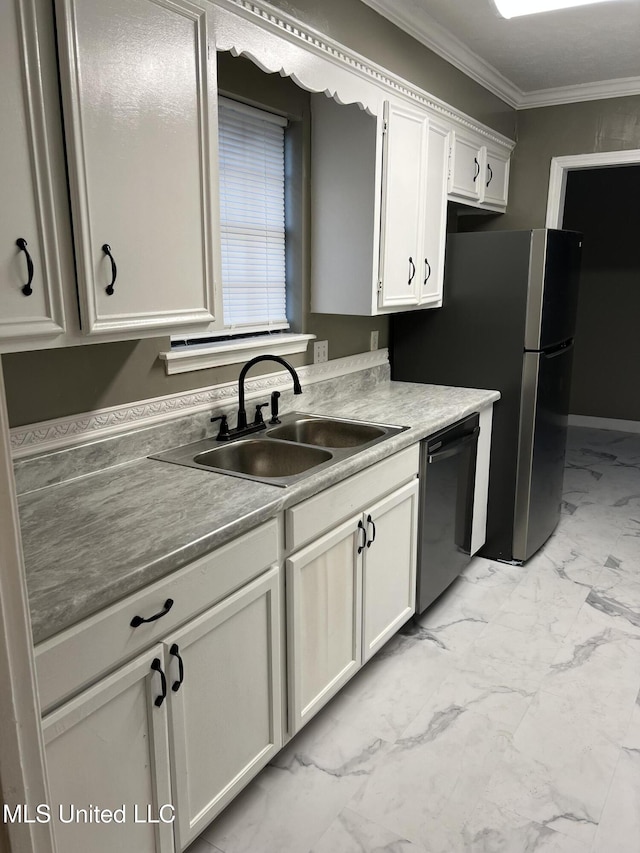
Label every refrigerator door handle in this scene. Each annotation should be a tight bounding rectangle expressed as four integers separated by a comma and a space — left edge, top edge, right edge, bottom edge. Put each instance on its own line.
543, 338, 574, 358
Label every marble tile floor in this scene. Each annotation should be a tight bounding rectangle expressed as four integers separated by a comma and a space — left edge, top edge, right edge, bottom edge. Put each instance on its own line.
188, 427, 640, 853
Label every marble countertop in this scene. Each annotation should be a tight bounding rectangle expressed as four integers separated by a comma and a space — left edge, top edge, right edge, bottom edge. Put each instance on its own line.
20, 380, 499, 645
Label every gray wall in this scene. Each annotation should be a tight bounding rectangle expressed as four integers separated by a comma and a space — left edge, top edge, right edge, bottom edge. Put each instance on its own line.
562, 165, 640, 421
461, 96, 640, 423
4, 7, 515, 428
477, 95, 640, 231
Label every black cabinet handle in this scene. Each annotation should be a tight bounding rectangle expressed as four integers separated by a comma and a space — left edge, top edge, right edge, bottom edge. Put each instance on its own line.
408, 256, 416, 285
357, 519, 367, 554
16, 238, 34, 296
102, 244, 117, 295
130, 598, 174, 628
366, 514, 376, 548
169, 643, 185, 693
473, 157, 480, 182
423, 258, 431, 285
486, 164, 493, 187
151, 658, 167, 707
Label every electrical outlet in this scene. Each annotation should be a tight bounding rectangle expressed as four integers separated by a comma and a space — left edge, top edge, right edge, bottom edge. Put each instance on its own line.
313, 340, 328, 363
370, 330, 379, 351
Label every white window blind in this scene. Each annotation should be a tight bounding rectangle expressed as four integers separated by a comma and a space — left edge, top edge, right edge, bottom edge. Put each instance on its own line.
218, 97, 288, 331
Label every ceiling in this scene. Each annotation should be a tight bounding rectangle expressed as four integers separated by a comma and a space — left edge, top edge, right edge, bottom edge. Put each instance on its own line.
359, 0, 640, 108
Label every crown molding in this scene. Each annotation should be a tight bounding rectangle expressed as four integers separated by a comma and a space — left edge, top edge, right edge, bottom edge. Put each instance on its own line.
212, 0, 514, 148
358, 0, 522, 109
10, 349, 389, 459
359, 0, 640, 110
517, 75, 640, 108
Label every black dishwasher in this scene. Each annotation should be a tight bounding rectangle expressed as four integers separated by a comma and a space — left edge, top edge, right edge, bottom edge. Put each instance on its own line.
416, 413, 480, 614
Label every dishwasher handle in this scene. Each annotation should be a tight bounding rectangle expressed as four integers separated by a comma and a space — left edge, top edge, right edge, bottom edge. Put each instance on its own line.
428, 426, 480, 463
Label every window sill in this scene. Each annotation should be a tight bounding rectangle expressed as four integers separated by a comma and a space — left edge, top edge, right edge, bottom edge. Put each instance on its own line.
159, 333, 315, 375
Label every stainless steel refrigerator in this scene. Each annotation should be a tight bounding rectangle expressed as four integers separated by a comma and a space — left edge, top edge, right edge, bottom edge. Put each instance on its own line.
391, 229, 582, 563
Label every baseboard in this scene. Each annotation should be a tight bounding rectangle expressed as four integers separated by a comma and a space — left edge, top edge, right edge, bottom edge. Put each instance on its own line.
568, 414, 640, 434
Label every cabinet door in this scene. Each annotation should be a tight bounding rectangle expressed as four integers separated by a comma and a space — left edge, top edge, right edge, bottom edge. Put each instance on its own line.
287, 517, 363, 734
419, 120, 449, 307
0, 0, 66, 343
362, 480, 419, 663
56, 0, 217, 336
377, 101, 427, 310
483, 146, 510, 209
166, 567, 282, 849
448, 130, 483, 203
43, 645, 174, 853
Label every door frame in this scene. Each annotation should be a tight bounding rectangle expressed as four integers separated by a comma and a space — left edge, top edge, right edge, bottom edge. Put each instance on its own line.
0, 358, 56, 853
546, 149, 640, 228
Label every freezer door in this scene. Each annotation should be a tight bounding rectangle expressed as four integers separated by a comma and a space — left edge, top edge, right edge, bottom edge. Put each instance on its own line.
513, 343, 574, 561
524, 230, 582, 351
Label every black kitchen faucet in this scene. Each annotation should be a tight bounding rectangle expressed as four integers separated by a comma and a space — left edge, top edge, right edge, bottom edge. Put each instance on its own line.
210, 355, 302, 441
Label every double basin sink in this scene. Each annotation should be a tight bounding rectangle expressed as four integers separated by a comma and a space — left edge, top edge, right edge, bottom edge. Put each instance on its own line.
151, 413, 407, 486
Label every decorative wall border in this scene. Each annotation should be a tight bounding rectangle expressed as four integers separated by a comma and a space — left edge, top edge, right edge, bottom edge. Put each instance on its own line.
10, 349, 389, 459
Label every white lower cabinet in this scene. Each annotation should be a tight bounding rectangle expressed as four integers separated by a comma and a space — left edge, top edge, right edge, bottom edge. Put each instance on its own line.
362, 480, 418, 663
286, 517, 363, 734
43, 644, 175, 853
286, 459, 419, 735
39, 449, 422, 849
166, 568, 282, 850
42, 566, 282, 853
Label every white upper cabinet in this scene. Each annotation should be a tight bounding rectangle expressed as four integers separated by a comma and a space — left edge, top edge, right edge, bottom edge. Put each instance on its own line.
377, 102, 427, 309
55, 0, 218, 336
448, 129, 511, 211
0, 0, 66, 343
448, 130, 484, 204
310, 96, 449, 316
379, 104, 449, 311
483, 144, 510, 209
420, 119, 449, 308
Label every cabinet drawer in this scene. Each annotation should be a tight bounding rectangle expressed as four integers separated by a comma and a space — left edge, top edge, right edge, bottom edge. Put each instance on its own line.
285, 445, 419, 552
36, 519, 280, 713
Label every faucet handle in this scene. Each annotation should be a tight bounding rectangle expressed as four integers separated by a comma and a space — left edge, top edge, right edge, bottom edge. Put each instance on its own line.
210, 414, 230, 440
253, 402, 269, 425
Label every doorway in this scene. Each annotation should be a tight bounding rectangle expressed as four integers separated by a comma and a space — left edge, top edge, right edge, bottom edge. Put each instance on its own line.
546, 153, 640, 430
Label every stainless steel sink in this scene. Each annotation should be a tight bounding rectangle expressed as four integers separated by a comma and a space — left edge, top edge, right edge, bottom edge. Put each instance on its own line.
150, 412, 408, 486
266, 416, 386, 448
194, 439, 332, 479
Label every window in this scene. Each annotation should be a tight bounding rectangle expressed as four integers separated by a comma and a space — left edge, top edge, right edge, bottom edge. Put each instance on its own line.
163, 95, 314, 374
218, 97, 288, 332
